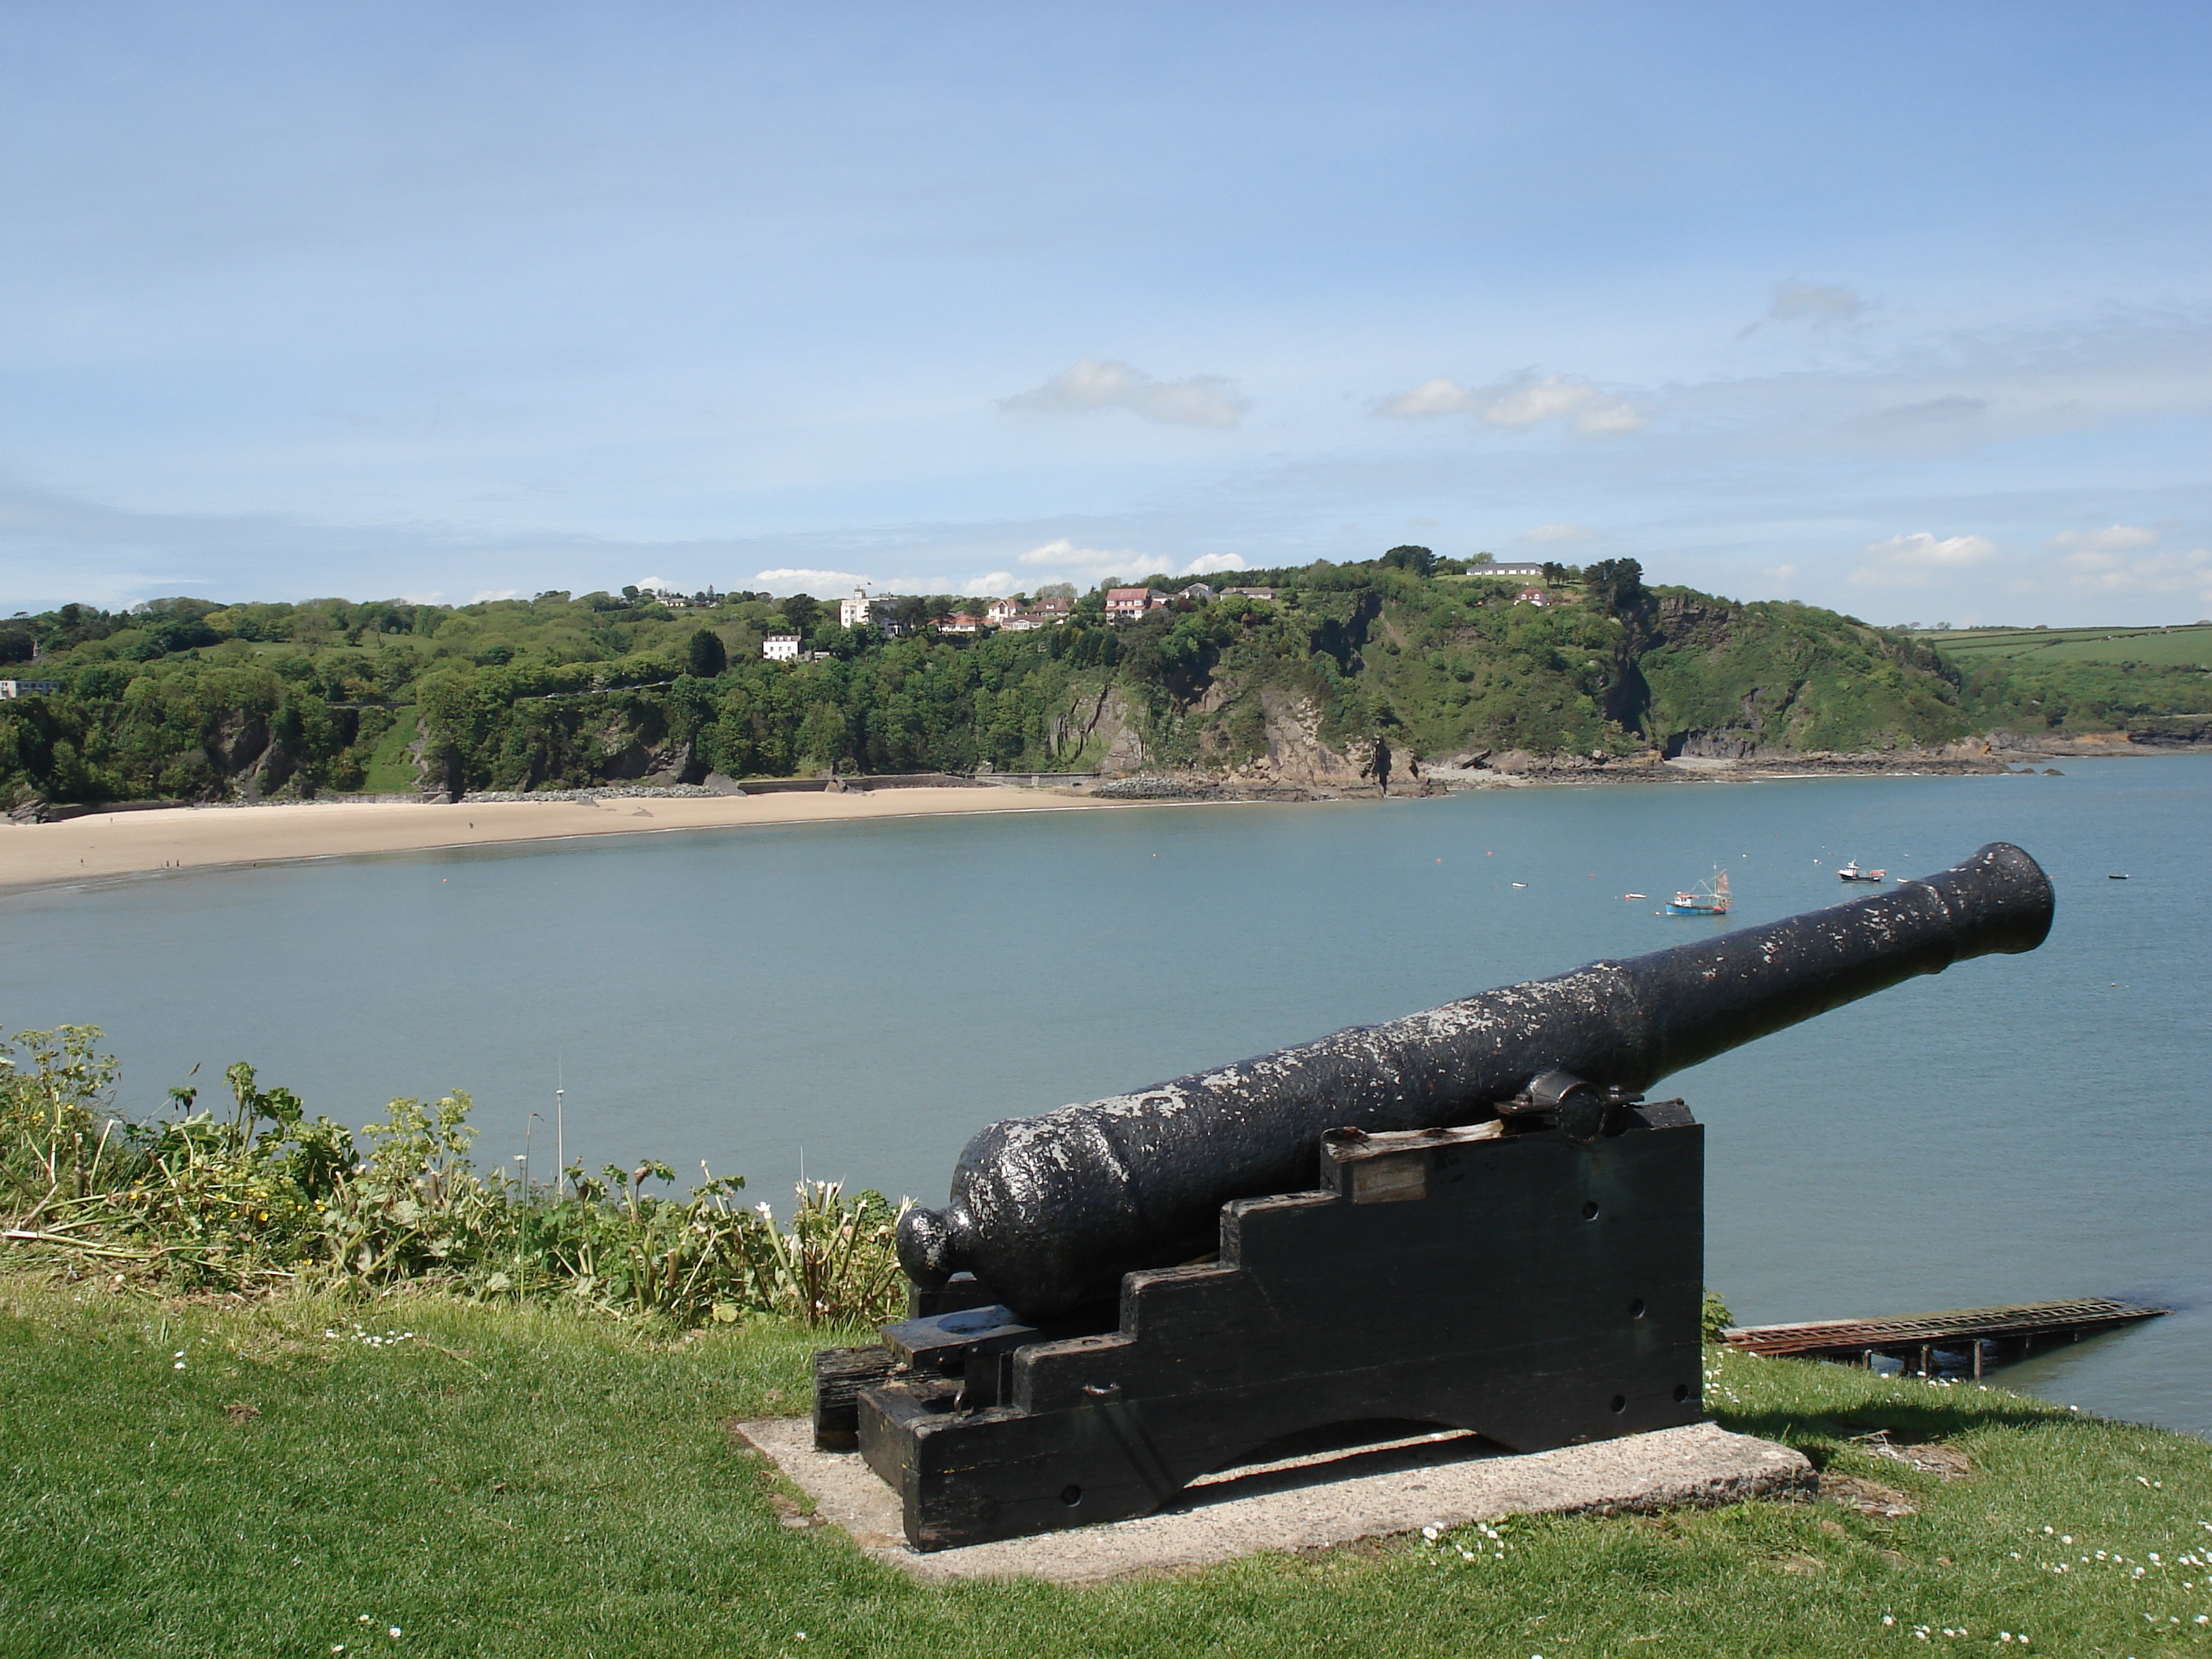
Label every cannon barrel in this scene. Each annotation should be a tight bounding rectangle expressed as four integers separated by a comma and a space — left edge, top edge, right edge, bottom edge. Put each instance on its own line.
899, 841, 2055, 1319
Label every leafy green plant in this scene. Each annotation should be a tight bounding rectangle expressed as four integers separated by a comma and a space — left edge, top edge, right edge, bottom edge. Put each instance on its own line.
0, 1027, 910, 1327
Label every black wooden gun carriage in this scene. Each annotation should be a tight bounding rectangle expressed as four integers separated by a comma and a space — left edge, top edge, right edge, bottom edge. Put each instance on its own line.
815, 843, 2055, 1551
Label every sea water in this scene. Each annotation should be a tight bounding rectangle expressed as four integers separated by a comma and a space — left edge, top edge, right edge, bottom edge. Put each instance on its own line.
4, 758, 2207, 1435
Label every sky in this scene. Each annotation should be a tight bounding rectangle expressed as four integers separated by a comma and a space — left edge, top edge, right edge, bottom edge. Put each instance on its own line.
2, 2, 2207, 626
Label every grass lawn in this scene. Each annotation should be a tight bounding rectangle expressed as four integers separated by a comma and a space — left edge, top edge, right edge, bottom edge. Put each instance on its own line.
1928, 625, 2212, 668
359, 708, 423, 794
4, 1275, 2210, 1657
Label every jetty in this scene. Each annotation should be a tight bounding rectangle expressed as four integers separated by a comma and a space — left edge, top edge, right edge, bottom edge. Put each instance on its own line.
1723, 1297, 2169, 1378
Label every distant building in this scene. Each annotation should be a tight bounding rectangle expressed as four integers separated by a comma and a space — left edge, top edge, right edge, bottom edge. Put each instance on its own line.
937, 613, 985, 635
1219, 587, 1276, 602
838, 587, 906, 635
1105, 587, 1166, 617
984, 597, 1023, 625
999, 595, 1073, 630
762, 635, 803, 661
1473, 561, 1550, 579
0, 680, 59, 699
1179, 582, 1216, 602
1515, 588, 1550, 606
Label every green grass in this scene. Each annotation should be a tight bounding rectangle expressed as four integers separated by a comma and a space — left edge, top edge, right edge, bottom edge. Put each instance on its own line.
5, 1276, 2210, 1657
360, 707, 423, 793
1930, 624, 2212, 668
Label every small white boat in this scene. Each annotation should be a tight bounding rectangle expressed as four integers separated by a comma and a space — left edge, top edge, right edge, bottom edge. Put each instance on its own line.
1837, 861, 1886, 884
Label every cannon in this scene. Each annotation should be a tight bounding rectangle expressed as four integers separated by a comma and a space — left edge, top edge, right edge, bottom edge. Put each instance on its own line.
828, 842, 2054, 1551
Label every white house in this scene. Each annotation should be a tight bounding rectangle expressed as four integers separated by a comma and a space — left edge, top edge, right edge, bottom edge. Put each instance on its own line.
838, 587, 906, 635
762, 635, 803, 661
1105, 587, 1166, 617
1473, 561, 1550, 579
0, 680, 59, 699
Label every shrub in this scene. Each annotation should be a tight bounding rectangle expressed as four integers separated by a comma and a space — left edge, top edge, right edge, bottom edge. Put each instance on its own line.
0, 1027, 907, 1327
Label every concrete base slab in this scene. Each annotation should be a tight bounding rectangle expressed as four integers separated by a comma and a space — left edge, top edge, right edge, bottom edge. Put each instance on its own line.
734, 1417, 1814, 1584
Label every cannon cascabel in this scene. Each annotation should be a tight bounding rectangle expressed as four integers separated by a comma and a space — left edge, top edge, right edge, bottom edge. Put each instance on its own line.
897, 840, 2054, 1320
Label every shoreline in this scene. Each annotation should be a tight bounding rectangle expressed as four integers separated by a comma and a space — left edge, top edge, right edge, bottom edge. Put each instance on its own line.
0, 786, 1163, 899
3, 747, 2196, 898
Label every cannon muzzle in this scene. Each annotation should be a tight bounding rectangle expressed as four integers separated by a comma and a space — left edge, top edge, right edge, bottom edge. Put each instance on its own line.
899, 840, 2053, 1318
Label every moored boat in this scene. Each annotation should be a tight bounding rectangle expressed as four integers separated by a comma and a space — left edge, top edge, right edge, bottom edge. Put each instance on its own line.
1664, 869, 1730, 915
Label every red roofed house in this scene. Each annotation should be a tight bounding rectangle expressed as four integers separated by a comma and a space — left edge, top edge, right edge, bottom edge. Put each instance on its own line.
1105, 587, 1166, 617
1515, 588, 1550, 606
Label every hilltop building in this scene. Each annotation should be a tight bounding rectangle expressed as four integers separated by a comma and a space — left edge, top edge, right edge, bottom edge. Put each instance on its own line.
838, 588, 906, 635
1105, 587, 1167, 617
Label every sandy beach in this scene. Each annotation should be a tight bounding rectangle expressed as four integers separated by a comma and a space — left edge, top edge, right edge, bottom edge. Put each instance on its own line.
0, 788, 1124, 896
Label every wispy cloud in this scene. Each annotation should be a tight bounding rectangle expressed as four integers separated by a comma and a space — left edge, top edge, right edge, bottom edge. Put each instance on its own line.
1739, 280, 1869, 338
2049, 525, 2160, 556
960, 570, 1015, 597
1184, 552, 1248, 576
1855, 396, 1987, 431
2049, 526, 2212, 607
1013, 537, 1243, 584
1375, 371, 1643, 436
1000, 358, 1248, 427
752, 566, 876, 595
1521, 522, 1597, 544
1850, 531, 1999, 587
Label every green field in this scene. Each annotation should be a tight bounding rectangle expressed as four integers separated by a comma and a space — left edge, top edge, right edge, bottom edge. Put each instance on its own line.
5, 1277, 2210, 1658
1929, 624, 2212, 668
360, 706, 423, 793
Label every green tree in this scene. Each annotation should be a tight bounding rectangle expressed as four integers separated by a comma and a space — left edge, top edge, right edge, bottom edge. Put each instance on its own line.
686, 629, 727, 678
1379, 544, 1437, 576
1583, 558, 1650, 617
781, 594, 823, 638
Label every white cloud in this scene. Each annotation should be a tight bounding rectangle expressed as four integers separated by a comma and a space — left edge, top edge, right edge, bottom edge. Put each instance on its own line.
470, 588, 519, 602
1017, 537, 1118, 569
1740, 280, 1869, 338
1000, 358, 1248, 427
2049, 526, 2212, 602
752, 566, 876, 595
1522, 522, 1596, 544
2049, 524, 2160, 555
1184, 552, 1248, 576
1375, 378, 1478, 417
1376, 371, 1643, 436
634, 574, 672, 591
961, 570, 1015, 597
1009, 538, 1244, 584
1850, 531, 1999, 586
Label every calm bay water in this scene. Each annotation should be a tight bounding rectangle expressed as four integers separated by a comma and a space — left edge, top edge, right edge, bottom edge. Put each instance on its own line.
5, 760, 2208, 1435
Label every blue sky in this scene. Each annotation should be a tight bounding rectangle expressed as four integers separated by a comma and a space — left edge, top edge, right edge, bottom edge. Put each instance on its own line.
2, 2, 2207, 624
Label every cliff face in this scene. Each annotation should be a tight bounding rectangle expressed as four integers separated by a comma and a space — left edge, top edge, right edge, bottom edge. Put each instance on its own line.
1632, 591, 1972, 759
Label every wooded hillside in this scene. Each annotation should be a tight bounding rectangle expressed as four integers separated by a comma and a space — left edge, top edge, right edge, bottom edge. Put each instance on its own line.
4, 559, 2207, 807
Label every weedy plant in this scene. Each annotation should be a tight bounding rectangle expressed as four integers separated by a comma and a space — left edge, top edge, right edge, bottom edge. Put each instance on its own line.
0, 1024, 908, 1327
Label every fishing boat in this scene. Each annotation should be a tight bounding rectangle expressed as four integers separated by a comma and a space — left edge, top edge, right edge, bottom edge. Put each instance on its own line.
1837, 861, 1886, 884
1664, 870, 1730, 916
